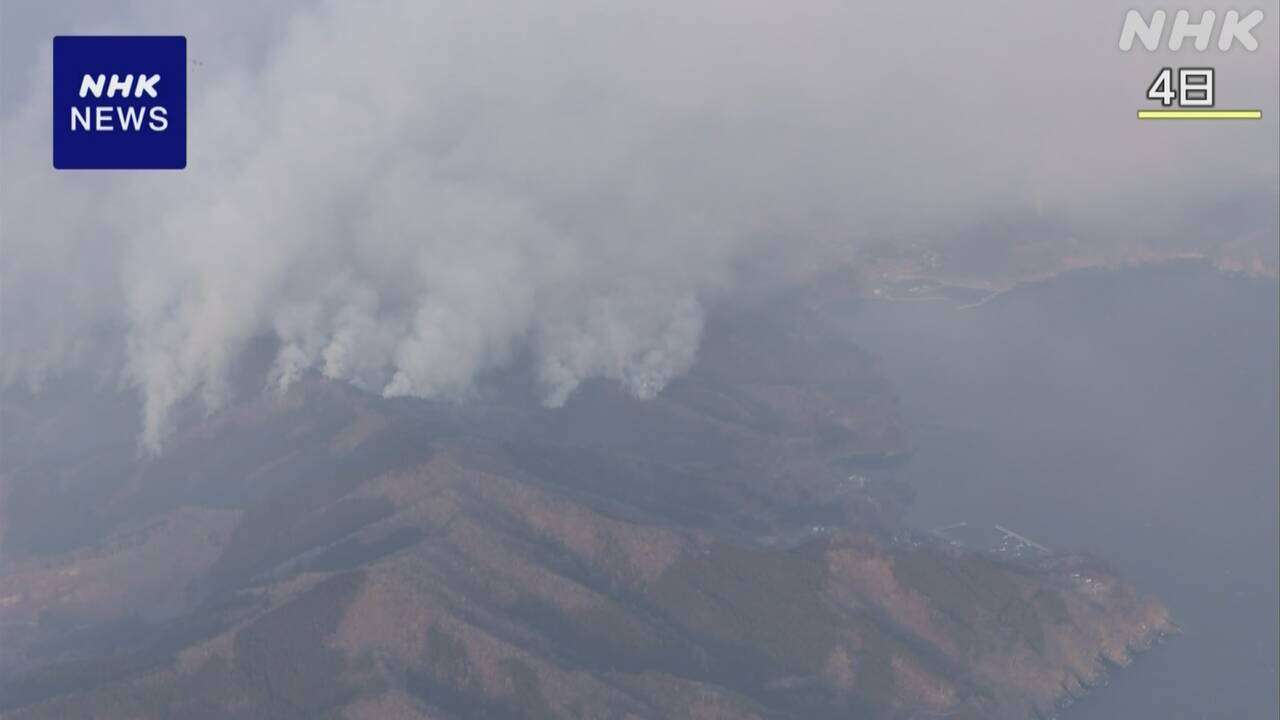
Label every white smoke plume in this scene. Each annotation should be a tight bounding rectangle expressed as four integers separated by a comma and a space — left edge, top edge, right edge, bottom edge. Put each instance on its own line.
1, 0, 1276, 451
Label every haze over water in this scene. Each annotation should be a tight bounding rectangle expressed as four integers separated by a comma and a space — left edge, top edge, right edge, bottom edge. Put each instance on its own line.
849, 263, 1279, 719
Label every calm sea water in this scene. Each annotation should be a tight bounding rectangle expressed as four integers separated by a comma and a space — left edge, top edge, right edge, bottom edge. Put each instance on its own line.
846, 264, 1279, 719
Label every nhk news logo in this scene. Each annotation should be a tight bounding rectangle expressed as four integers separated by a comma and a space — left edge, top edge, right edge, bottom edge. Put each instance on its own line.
53, 36, 186, 169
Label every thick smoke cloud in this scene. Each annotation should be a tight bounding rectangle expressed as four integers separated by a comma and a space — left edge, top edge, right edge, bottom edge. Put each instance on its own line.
1, 0, 1277, 451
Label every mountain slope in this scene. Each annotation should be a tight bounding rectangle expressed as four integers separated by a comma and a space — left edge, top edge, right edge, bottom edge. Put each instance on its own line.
0, 293, 1172, 719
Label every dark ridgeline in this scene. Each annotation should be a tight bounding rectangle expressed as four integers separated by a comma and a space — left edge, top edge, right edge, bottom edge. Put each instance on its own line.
0, 270, 1192, 720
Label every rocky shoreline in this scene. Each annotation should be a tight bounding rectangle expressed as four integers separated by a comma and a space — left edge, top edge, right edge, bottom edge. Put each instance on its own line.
1046, 626, 1179, 720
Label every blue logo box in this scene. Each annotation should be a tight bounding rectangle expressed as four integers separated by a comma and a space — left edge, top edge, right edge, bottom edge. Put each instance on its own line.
53, 36, 186, 169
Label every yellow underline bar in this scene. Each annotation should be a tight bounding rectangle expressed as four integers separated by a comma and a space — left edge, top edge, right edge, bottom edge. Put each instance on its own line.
1138, 109, 1262, 120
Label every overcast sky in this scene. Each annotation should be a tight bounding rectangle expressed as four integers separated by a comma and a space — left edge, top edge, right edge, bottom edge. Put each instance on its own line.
1, 0, 1277, 450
